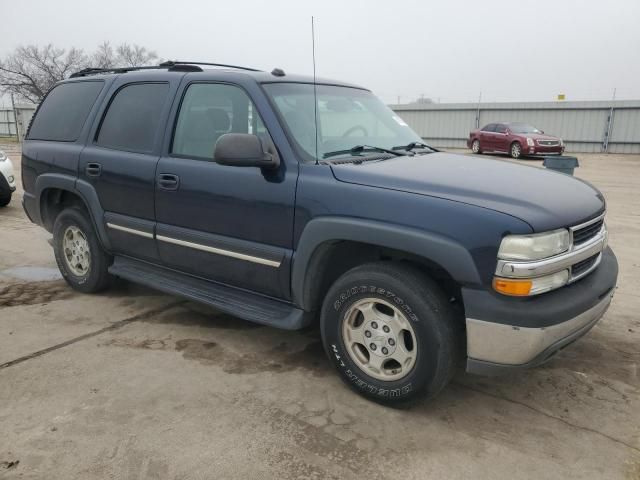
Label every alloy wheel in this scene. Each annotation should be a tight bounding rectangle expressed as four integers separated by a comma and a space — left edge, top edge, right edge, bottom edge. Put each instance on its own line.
511, 143, 521, 158
62, 225, 91, 276
341, 298, 418, 381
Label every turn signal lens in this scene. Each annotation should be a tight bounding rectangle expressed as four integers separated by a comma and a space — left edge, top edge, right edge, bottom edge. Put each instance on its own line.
493, 278, 532, 296
493, 270, 570, 297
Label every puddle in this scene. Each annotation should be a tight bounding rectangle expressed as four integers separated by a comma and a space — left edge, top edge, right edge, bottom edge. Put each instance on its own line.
0, 266, 62, 282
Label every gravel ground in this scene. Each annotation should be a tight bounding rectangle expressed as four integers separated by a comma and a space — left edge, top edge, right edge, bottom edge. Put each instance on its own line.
0, 144, 639, 479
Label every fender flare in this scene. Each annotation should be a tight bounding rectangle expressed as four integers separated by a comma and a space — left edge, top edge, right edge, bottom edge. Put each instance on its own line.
291, 216, 482, 310
34, 174, 111, 250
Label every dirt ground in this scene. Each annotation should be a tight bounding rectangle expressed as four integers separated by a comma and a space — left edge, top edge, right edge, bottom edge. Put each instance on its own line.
1, 143, 638, 479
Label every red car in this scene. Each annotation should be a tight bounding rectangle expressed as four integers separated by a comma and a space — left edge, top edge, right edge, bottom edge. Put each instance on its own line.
467, 122, 564, 159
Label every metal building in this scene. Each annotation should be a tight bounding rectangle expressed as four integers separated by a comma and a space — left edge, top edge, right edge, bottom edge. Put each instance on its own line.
391, 100, 640, 154
0, 104, 37, 141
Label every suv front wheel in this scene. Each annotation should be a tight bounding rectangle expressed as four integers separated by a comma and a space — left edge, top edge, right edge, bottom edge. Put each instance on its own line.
320, 262, 457, 405
53, 206, 113, 293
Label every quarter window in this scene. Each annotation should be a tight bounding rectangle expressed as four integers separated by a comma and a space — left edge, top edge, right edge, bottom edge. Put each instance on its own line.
97, 83, 169, 153
172, 83, 267, 160
28, 81, 104, 142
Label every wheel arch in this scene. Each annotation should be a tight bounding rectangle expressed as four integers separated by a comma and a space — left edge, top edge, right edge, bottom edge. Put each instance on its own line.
292, 217, 481, 312
35, 174, 111, 250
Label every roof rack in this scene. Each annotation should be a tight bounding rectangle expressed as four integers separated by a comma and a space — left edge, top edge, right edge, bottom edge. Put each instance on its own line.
159, 61, 262, 72
70, 60, 262, 78
70, 64, 200, 78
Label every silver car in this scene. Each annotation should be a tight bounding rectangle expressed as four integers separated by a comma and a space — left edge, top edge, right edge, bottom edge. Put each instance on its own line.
0, 149, 16, 206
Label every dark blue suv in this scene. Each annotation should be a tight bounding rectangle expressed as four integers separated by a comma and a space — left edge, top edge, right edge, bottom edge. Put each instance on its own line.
21, 62, 618, 405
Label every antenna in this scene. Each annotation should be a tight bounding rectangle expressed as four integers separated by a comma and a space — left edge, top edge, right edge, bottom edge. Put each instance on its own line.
311, 16, 319, 165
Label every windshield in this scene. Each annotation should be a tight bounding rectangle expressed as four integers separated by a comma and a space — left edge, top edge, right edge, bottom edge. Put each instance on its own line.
509, 123, 542, 134
263, 83, 423, 160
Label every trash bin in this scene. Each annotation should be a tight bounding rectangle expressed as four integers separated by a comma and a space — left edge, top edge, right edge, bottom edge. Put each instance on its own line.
543, 156, 579, 176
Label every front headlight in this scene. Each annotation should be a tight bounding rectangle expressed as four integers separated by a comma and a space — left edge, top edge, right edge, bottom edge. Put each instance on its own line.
0, 150, 6, 161
498, 228, 570, 261
526, 138, 535, 147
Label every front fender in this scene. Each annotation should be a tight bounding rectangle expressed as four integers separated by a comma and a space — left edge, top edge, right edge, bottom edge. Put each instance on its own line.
291, 216, 482, 310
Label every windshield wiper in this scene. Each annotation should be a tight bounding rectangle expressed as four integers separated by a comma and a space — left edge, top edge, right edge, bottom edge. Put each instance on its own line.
323, 144, 404, 159
392, 141, 435, 152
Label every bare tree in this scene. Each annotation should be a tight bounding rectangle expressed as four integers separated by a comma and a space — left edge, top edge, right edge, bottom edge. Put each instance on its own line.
91, 42, 158, 69
0, 44, 88, 103
115, 43, 158, 68
0, 42, 160, 103
92, 41, 117, 69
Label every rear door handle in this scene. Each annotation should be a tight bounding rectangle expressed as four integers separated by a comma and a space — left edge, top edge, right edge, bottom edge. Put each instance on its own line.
86, 162, 102, 177
158, 173, 179, 191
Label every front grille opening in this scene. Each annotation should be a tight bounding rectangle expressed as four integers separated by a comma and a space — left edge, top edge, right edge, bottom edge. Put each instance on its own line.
573, 219, 604, 246
571, 254, 599, 277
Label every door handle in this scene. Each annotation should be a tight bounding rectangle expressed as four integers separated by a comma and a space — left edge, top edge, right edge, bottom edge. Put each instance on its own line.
86, 163, 102, 177
157, 173, 179, 191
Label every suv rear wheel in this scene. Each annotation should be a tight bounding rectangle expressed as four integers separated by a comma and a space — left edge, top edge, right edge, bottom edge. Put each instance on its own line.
53, 206, 113, 293
320, 262, 457, 405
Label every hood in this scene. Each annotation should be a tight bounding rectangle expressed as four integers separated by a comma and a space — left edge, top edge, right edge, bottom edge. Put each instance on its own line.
330, 152, 605, 232
523, 133, 560, 141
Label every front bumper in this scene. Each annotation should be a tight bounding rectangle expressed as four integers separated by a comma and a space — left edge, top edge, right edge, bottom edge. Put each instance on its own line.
528, 145, 565, 155
463, 247, 618, 375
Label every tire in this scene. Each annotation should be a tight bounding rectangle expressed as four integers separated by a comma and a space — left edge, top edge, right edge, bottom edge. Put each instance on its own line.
471, 139, 482, 154
320, 261, 458, 406
52, 206, 113, 293
510, 141, 522, 159
0, 193, 10, 207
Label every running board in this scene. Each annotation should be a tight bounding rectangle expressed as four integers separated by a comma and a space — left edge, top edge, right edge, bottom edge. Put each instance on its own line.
108, 256, 311, 330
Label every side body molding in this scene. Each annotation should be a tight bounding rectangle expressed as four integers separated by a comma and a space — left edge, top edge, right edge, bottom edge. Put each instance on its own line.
291, 216, 482, 310
33, 173, 112, 250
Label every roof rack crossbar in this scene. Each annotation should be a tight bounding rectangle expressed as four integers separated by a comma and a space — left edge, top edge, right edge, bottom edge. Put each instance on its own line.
159, 60, 262, 72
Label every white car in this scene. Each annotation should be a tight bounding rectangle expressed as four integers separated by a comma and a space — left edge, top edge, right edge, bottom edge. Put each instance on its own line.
0, 150, 16, 207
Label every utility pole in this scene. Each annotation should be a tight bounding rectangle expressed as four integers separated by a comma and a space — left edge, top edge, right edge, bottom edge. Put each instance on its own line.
603, 87, 617, 153
475, 91, 482, 128
10, 94, 19, 141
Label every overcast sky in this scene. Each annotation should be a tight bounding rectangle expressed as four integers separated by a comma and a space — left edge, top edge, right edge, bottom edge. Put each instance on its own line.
2, 0, 639, 104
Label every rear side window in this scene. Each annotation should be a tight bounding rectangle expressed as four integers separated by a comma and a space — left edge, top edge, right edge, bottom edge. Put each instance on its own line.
97, 83, 169, 154
28, 81, 104, 142
481, 124, 496, 132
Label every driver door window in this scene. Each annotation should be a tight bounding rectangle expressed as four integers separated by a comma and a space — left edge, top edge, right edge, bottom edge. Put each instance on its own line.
172, 83, 267, 160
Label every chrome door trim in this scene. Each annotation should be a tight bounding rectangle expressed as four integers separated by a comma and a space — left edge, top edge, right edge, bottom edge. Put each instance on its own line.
106, 222, 154, 239
156, 234, 281, 268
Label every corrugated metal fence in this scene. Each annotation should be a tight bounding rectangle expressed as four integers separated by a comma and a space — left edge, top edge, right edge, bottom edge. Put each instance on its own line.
0, 104, 37, 141
391, 100, 640, 154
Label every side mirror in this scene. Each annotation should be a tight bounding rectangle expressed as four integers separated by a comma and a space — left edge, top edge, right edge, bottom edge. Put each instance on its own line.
214, 133, 280, 169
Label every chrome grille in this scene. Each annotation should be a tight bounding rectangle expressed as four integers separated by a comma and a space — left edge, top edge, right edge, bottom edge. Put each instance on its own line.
573, 218, 604, 246
537, 140, 560, 146
571, 253, 599, 278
